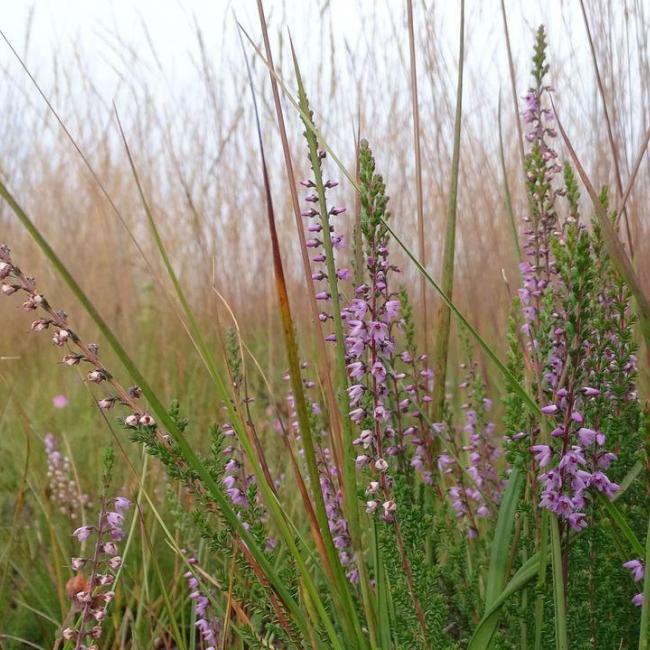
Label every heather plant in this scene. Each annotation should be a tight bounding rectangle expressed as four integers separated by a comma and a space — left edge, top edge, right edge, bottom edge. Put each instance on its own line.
0, 8, 649, 650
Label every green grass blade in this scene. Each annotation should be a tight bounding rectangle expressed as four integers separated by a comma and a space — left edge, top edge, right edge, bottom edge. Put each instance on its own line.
469, 549, 543, 649
240, 26, 358, 646
550, 516, 568, 650
431, 0, 464, 421
0, 178, 313, 641
485, 467, 524, 609
497, 92, 521, 260
600, 495, 645, 557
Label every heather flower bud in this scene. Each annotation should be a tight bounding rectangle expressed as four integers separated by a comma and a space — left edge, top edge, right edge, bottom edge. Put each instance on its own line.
374, 458, 388, 472
366, 481, 380, 494
128, 386, 142, 399
62, 627, 76, 640
98, 397, 116, 410
366, 500, 378, 514
1, 283, 18, 295
72, 526, 94, 542
31, 318, 50, 331
62, 353, 83, 366
139, 414, 155, 427
102, 542, 118, 555
124, 414, 139, 427
52, 329, 70, 346
0, 262, 11, 279
87, 370, 107, 383
114, 497, 131, 512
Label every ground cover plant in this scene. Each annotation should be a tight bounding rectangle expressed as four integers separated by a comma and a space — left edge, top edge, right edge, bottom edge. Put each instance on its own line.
0, 2, 648, 648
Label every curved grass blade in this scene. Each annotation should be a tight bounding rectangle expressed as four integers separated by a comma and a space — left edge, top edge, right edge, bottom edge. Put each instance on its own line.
552, 100, 650, 353
406, 0, 430, 359
252, 1, 347, 488
0, 179, 315, 643
550, 516, 568, 650
484, 467, 524, 609
469, 550, 542, 649
431, 0, 464, 421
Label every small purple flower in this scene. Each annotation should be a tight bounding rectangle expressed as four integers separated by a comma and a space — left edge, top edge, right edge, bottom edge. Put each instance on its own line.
530, 444, 552, 467
72, 526, 94, 542
623, 559, 645, 583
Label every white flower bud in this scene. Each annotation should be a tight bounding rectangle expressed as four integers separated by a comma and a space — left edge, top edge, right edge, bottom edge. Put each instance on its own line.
0, 262, 12, 279
124, 414, 139, 427
374, 458, 388, 472
366, 481, 380, 494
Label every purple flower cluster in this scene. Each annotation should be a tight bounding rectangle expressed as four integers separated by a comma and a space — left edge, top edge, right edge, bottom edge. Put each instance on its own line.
221, 424, 250, 509
44, 432, 91, 519
623, 559, 645, 607
436, 366, 503, 537
184, 554, 222, 649
64, 496, 131, 648
530, 390, 619, 530
519, 82, 563, 344
319, 446, 357, 583
343, 242, 403, 520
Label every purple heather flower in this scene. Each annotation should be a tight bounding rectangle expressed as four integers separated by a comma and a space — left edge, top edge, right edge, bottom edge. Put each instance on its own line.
623, 559, 645, 583
531, 444, 552, 467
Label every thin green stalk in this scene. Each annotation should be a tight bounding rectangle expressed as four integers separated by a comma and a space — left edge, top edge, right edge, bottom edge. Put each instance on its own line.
406, 0, 430, 359
431, 0, 464, 422
239, 28, 363, 646
534, 510, 549, 650
639, 512, 650, 650
290, 40, 377, 648
497, 92, 521, 260
550, 516, 568, 650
